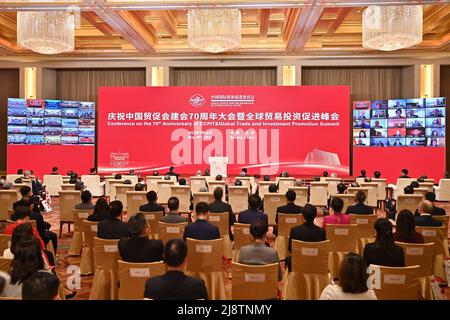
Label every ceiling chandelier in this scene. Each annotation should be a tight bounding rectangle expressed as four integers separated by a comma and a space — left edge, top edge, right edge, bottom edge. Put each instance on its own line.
17, 10, 78, 54
188, 8, 241, 53
362, 5, 423, 51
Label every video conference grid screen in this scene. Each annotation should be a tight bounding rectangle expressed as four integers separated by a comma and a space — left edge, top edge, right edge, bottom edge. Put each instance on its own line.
7, 98, 95, 146
353, 97, 446, 147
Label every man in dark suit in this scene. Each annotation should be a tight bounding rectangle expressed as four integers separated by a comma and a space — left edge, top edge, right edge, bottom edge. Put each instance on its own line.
183, 202, 220, 241
238, 194, 268, 225
414, 192, 446, 216
118, 212, 164, 263
98, 200, 131, 239
164, 166, 179, 182
144, 239, 209, 300
139, 191, 165, 213
346, 191, 374, 215
415, 200, 443, 227
160, 197, 188, 223
273, 190, 302, 236
399, 168, 411, 179
208, 187, 235, 241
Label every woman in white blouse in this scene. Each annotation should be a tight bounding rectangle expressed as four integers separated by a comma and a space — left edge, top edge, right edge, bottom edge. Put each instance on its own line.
320, 252, 377, 300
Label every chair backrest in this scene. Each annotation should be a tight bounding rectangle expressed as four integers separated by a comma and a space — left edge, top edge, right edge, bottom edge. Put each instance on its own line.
118, 260, 165, 299
278, 213, 304, 237
81, 220, 99, 248
369, 264, 420, 300
395, 178, 417, 195
258, 181, 273, 200
158, 222, 188, 244
291, 240, 330, 274
106, 179, 125, 200
396, 194, 423, 214
170, 186, 191, 213
190, 177, 207, 193
347, 187, 369, 204
61, 184, 75, 190
278, 177, 295, 194
6, 220, 36, 229
263, 193, 285, 225
326, 224, 358, 253
309, 182, 328, 206
433, 215, 449, 231
233, 223, 253, 250
0, 234, 12, 255
126, 191, 147, 218
6, 174, 23, 183
359, 183, 378, 207
323, 178, 341, 196
415, 226, 446, 255
0, 190, 18, 221
58, 190, 81, 222
114, 184, 135, 209
192, 192, 214, 210
186, 238, 223, 273
228, 186, 249, 213
349, 214, 377, 238
418, 182, 434, 192
141, 211, 164, 234
395, 242, 435, 276
93, 237, 119, 270
235, 177, 252, 193
81, 175, 102, 196
372, 178, 387, 201
288, 187, 309, 206
413, 188, 428, 198
145, 176, 163, 192
208, 212, 229, 236
157, 180, 175, 204
121, 175, 139, 185
355, 177, 366, 185
73, 209, 93, 230
207, 182, 226, 201
231, 262, 278, 300
43, 175, 64, 196
0, 257, 12, 273
330, 194, 355, 213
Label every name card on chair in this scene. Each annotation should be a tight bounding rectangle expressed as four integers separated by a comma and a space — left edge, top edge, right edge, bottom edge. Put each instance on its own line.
335, 228, 349, 236
130, 268, 150, 278
104, 245, 118, 252
242, 228, 250, 235
166, 227, 180, 234
270, 197, 281, 202
356, 219, 368, 224
316, 186, 325, 189
176, 189, 185, 194
209, 216, 221, 222
65, 195, 75, 200
244, 273, 265, 283
301, 248, 318, 256
285, 217, 298, 224
234, 190, 243, 194
161, 184, 169, 188
91, 225, 98, 232
406, 247, 424, 255
404, 199, 416, 204
421, 230, 437, 237
132, 195, 143, 200
78, 212, 89, 219
196, 245, 212, 253
1, 195, 10, 199
384, 274, 406, 285
146, 214, 155, 220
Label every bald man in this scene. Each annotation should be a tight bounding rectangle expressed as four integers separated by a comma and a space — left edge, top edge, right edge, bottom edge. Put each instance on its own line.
415, 200, 443, 227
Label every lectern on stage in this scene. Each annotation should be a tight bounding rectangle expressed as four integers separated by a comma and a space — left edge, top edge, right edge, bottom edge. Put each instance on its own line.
209, 156, 229, 177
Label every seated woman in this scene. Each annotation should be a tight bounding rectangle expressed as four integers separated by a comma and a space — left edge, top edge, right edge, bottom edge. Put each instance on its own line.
393, 210, 424, 244
322, 197, 350, 230
363, 219, 405, 267
319, 253, 377, 300
88, 197, 109, 222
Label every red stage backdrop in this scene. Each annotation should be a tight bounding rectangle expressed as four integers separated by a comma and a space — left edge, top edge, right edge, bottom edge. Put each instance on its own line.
98, 86, 350, 176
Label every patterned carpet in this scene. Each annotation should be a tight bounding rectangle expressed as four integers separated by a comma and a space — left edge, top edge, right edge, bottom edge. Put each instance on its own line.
40, 198, 450, 300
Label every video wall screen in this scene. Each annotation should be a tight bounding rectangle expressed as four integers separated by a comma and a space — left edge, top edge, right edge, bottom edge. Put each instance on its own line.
353, 97, 445, 147
7, 98, 95, 146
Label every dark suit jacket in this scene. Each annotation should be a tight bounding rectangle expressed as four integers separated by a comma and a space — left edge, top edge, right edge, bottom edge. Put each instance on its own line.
139, 202, 165, 213
87, 211, 108, 222
160, 212, 188, 223
144, 270, 208, 300
209, 200, 235, 240
288, 222, 326, 252
98, 217, 131, 239
363, 242, 405, 267
414, 215, 443, 227
183, 219, 220, 241
118, 237, 164, 263
237, 209, 268, 225
276, 202, 302, 224
414, 205, 446, 216
346, 202, 374, 215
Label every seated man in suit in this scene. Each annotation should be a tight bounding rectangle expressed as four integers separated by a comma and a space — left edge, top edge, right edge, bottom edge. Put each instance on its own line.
13, 186, 33, 209
139, 191, 165, 213
118, 212, 164, 263
238, 221, 282, 281
238, 194, 268, 225
183, 202, 220, 241
414, 192, 446, 216
346, 191, 374, 215
273, 190, 303, 236
208, 187, 235, 241
160, 197, 188, 223
74, 190, 95, 210
415, 200, 443, 227
97, 200, 131, 239
144, 239, 208, 300
399, 168, 411, 179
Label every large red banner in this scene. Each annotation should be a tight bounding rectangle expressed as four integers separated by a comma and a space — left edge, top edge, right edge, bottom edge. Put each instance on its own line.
98, 86, 350, 176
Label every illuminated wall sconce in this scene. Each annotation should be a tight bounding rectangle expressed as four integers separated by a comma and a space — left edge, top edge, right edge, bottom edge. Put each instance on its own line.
282, 65, 296, 86
151, 66, 164, 86
420, 64, 434, 98
25, 67, 37, 99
